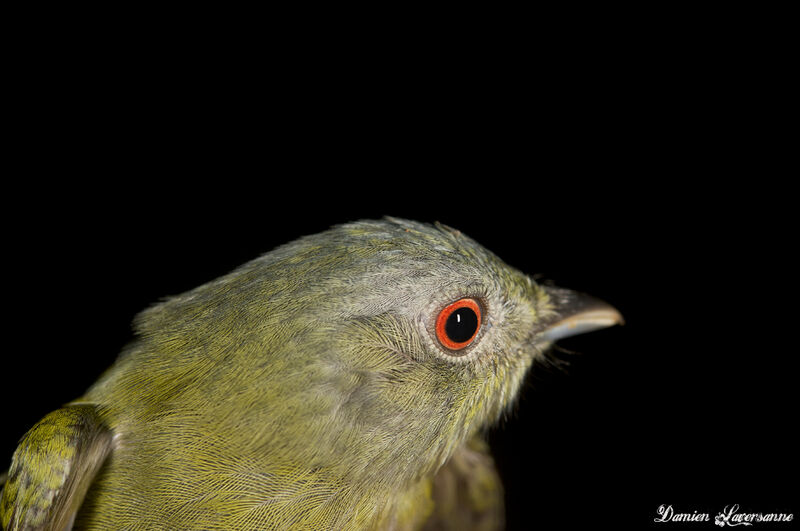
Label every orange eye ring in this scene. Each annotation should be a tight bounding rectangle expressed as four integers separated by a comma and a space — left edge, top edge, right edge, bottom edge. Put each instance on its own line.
435, 298, 482, 351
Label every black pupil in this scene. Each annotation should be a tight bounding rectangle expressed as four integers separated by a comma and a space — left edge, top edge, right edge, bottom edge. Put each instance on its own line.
445, 307, 479, 343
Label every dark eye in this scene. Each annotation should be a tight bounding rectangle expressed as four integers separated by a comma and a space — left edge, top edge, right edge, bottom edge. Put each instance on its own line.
435, 298, 482, 351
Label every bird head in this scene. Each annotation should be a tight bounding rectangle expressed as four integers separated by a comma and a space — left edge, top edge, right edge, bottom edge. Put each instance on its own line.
115, 217, 622, 488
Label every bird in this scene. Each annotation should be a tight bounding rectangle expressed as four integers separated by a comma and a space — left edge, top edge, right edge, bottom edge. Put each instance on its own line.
0, 217, 622, 530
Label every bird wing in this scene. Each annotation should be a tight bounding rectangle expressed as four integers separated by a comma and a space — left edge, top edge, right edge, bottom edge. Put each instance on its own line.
422, 436, 505, 531
0, 405, 112, 531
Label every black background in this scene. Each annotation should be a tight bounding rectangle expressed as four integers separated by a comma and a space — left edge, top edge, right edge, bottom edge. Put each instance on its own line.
3, 17, 795, 530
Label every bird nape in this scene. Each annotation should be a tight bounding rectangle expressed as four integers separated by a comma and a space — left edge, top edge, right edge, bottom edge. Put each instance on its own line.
0, 217, 622, 530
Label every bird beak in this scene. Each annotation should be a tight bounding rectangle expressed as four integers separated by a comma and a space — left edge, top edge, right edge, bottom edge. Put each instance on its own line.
538, 286, 624, 343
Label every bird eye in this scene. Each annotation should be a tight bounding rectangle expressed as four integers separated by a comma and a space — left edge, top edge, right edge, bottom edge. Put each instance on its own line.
435, 298, 482, 351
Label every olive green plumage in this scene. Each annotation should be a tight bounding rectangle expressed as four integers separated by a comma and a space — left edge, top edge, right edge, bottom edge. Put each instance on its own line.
1, 218, 614, 530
